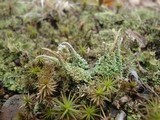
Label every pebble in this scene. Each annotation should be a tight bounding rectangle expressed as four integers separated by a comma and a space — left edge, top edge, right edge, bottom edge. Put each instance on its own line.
0, 95, 23, 120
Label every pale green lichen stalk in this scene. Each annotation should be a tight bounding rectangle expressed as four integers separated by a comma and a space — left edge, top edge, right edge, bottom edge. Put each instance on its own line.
36, 46, 91, 83
58, 42, 89, 70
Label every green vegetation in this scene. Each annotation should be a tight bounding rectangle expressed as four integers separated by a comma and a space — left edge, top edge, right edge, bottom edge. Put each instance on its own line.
0, 0, 160, 120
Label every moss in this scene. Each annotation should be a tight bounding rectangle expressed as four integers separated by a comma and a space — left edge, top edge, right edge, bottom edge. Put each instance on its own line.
26, 25, 38, 39
0, 1, 160, 119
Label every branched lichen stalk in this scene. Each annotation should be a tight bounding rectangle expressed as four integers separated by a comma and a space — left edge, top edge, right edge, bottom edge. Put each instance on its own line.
42, 47, 64, 66
36, 55, 60, 64
59, 42, 89, 70
60, 42, 78, 57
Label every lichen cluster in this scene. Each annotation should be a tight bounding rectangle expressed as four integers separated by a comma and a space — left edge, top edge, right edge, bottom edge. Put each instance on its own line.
0, 0, 160, 120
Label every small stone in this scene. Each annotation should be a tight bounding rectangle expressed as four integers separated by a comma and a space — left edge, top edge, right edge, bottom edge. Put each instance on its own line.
115, 110, 126, 120
0, 95, 23, 120
4, 94, 9, 99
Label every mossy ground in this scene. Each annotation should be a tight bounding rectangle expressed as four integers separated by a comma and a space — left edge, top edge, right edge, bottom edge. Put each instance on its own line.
0, 0, 160, 120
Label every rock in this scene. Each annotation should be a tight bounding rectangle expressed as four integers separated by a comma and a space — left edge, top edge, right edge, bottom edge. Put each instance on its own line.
0, 95, 23, 120
115, 110, 126, 120
129, 70, 142, 85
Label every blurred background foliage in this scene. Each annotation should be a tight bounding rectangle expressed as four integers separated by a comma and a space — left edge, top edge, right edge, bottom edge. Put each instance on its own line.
0, 0, 159, 119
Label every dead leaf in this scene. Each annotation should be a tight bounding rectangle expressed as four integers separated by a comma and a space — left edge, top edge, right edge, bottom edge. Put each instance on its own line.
112, 100, 120, 109
119, 96, 130, 105
99, 0, 116, 7
126, 29, 148, 49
